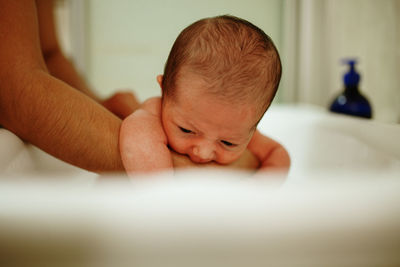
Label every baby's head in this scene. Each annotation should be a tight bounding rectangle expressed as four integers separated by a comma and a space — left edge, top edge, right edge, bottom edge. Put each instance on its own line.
158, 15, 281, 164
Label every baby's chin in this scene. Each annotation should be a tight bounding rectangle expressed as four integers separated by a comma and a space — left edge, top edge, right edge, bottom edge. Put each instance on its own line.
190, 154, 240, 165
168, 144, 241, 165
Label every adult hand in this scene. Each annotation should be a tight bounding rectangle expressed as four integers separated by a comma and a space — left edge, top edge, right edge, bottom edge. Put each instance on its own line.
102, 91, 141, 119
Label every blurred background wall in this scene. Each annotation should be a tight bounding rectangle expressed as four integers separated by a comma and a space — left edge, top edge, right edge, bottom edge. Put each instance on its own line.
55, 0, 400, 123
280, 0, 400, 123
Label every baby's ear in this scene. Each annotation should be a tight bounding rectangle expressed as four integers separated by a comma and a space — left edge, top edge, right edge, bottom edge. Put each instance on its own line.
156, 75, 163, 90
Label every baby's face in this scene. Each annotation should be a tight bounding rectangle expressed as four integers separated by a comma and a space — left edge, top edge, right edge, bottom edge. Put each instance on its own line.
161, 74, 259, 165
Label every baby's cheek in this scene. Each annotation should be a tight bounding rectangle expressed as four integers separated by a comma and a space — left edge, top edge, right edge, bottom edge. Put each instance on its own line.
163, 127, 181, 151
167, 136, 188, 154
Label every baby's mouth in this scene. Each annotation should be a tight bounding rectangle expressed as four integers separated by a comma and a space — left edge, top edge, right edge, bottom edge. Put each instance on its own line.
188, 154, 213, 164
167, 145, 214, 164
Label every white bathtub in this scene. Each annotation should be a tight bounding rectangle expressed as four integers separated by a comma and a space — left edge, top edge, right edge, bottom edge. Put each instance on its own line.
1, 104, 399, 266
2, 103, 399, 177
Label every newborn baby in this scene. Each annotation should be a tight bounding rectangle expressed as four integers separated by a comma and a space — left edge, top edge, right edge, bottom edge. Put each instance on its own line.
120, 15, 290, 175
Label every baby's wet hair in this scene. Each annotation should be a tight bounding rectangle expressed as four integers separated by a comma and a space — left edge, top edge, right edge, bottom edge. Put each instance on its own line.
162, 15, 282, 117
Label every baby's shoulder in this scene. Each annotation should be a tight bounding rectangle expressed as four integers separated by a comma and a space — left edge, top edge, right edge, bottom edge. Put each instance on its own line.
141, 97, 162, 116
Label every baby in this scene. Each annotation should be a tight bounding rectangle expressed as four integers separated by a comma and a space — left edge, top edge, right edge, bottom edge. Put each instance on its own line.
120, 15, 290, 174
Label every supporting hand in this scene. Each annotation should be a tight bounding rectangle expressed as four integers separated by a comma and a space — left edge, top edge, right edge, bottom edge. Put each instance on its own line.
102, 91, 141, 119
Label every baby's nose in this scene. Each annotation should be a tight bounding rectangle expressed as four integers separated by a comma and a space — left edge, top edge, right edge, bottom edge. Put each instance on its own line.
192, 144, 216, 163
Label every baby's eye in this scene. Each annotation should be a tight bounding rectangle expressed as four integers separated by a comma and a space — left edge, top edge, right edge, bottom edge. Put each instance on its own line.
221, 140, 236, 147
179, 126, 192, 134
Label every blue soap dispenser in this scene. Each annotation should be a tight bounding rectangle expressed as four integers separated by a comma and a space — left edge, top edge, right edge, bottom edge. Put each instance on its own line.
329, 59, 372, 119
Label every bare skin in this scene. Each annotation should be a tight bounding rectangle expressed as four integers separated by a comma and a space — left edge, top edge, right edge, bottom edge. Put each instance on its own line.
0, 0, 123, 172
120, 94, 289, 176
0, 0, 259, 173
170, 141, 260, 170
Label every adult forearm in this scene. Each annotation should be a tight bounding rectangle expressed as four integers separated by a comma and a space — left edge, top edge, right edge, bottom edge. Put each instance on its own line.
0, 69, 124, 172
45, 50, 99, 101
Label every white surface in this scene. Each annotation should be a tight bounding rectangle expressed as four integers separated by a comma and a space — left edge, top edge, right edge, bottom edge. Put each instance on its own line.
1, 104, 400, 266
1, 171, 399, 266
258, 104, 400, 177
2, 104, 399, 178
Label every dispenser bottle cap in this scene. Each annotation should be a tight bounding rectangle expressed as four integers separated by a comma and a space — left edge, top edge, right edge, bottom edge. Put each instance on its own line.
343, 59, 360, 87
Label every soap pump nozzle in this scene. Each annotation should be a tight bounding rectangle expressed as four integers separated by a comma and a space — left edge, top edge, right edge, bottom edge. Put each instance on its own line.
343, 59, 360, 90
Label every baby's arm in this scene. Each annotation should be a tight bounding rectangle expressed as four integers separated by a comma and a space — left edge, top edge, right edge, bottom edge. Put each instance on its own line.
247, 130, 290, 171
119, 97, 173, 175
